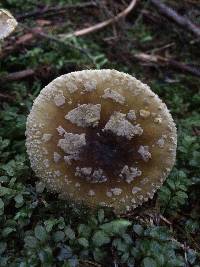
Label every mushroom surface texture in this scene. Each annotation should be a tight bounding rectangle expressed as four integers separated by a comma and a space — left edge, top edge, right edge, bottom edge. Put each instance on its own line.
26, 69, 177, 213
0, 9, 17, 40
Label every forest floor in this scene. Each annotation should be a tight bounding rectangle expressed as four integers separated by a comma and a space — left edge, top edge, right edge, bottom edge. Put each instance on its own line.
0, 0, 200, 266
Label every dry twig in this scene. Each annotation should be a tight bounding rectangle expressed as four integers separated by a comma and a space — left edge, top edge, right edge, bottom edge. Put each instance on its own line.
0, 69, 35, 82
134, 52, 200, 78
64, 0, 137, 38
159, 214, 172, 225
150, 0, 200, 38
0, 65, 68, 83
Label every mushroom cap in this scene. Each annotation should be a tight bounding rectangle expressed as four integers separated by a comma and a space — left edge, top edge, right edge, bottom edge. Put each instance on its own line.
0, 9, 17, 40
26, 69, 177, 213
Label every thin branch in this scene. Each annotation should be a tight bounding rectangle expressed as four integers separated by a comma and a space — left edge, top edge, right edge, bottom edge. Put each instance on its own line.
134, 52, 200, 78
65, 0, 137, 38
150, 0, 200, 38
159, 214, 172, 225
0, 69, 35, 82
16, 1, 97, 20
146, 42, 175, 54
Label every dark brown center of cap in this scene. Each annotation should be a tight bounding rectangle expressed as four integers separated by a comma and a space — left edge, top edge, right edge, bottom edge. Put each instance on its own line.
80, 130, 137, 175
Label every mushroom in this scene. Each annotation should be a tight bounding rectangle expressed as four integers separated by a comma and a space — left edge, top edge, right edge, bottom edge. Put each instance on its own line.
0, 9, 17, 40
26, 70, 177, 213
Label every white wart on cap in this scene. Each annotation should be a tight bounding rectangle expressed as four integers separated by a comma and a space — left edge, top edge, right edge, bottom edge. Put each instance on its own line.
0, 9, 17, 40
26, 69, 177, 213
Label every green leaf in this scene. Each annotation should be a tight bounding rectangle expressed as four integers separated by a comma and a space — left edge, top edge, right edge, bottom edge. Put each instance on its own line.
122, 233, 132, 244
169, 257, 185, 266
0, 242, 7, 255
24, 235, 38, 248
93, 248, 107, 262
53, 231, 65, 242
92, 230, 110, 247
78, 224, 91, 238
176, 191, 188, 199
145, 226, 170, 241
57, 246, 72, 261
100, 219, 131, 236
14, 194, 24, 204
14, 194, 24, 207
0, 198, 4, 215
38, 246, 53, 263
167, 180, 176, 190
121, 252, 129, 263
131, 247, 140, 258
133, 224, 144, 236
44, 218, 58, 232
0, 186, 15, 196
112, 238, 128, 252
143, 257, 158, 267
65, 226, 75, 240
98, 209, 104, 223
78, 237, 89, 248
0, 176, 9, 183
2, 227, 15, 237
34, 225, 47, 241
187, 249, 196, 264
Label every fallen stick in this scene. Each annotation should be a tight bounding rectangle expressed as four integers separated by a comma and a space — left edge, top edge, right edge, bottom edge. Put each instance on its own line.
150, 0, 200, 38
65, 0, 137, 38
134, 52, 200, 78
0, 64, 67, 83
0, 69, 35, 82
16, 1, 97, 20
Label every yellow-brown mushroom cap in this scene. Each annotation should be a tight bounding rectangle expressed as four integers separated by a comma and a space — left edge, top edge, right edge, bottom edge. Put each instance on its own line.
0, 9, 17, 40
26, 69, 177, 213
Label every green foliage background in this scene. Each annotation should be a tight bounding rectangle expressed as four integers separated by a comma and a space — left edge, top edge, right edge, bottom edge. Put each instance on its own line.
0, 0, 200, 266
